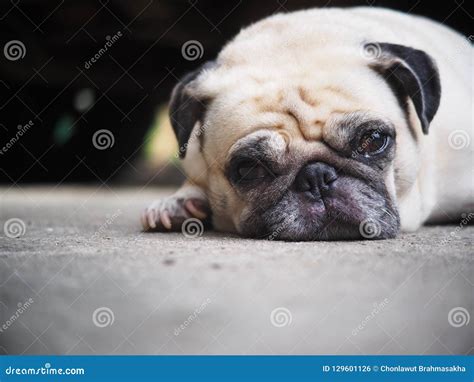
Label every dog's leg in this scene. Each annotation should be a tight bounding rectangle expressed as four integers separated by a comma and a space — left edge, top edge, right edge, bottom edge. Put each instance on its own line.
141, 182, 209, 231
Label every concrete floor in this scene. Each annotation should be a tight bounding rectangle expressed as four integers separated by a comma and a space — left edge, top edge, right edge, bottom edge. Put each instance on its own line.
0, 186, 472, 355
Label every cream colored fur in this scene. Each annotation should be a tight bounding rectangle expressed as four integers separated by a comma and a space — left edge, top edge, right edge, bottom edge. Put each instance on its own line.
145, 7, 473, 235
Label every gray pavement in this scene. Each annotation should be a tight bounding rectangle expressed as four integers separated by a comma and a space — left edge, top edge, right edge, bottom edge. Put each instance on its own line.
0, 186, 472, 354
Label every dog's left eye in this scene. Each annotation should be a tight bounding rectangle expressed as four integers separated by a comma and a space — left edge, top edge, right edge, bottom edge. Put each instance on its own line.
236, 160, 268, 181
357, 131, 391, 157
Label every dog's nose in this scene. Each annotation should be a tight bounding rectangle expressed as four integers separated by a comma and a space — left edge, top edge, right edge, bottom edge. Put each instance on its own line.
294, 162, 337, 198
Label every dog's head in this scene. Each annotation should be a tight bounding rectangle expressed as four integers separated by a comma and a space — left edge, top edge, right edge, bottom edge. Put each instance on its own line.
169, 24, 440, 240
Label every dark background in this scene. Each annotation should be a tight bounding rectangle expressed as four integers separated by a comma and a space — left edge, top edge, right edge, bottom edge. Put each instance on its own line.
0, 0, 471, 184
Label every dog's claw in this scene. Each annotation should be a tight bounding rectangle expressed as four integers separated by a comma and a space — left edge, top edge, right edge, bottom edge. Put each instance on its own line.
161, 211, 172, 229
141, 194, 209, 232
140, 212, 148, 230
185, 199, 208, 220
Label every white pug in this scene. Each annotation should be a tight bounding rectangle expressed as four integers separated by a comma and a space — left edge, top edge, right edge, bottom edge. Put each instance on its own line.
141, 7, 472, 240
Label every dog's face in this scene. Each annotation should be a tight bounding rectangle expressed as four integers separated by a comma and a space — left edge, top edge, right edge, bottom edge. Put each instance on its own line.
170, 28, 440, 240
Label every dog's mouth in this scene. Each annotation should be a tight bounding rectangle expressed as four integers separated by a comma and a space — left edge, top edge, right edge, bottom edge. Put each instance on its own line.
238, 176, 400, 241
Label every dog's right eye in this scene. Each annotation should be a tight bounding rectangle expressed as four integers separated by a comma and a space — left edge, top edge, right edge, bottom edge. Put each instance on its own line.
236, 160, 268, 181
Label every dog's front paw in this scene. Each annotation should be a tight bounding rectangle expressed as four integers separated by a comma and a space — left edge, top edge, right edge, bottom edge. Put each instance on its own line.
141, 195, 209, 232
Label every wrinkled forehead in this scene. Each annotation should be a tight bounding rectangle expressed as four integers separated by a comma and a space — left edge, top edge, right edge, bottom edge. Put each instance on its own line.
198, 64, 404, 163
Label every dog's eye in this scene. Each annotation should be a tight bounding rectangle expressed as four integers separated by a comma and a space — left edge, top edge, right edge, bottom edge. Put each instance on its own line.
236, 160, 268, 181
357, 130, 390, 157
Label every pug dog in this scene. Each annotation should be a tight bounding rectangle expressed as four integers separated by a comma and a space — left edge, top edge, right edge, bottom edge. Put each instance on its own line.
141, 7, 472, 240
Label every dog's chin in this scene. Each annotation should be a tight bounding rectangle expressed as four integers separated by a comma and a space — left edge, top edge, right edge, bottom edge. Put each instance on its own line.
239, 177, 400, 241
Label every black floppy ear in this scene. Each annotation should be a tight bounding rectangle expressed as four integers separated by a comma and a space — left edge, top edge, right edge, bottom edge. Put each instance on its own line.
169, 61, 214, 158
365, 43, 441, 134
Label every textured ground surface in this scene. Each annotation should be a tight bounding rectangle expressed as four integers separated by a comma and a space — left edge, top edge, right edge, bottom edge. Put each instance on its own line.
0, 186, 472, 355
